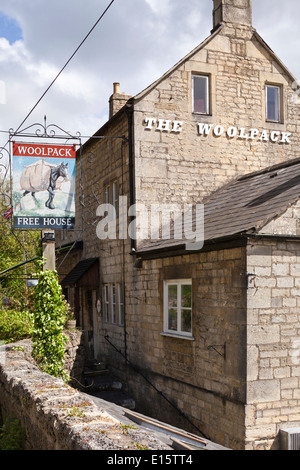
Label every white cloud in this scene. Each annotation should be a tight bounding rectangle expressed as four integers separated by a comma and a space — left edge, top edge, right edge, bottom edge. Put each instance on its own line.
144, 0, 173, 16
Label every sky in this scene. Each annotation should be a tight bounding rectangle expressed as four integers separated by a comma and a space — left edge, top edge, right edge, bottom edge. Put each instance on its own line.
0, 0, 300, 155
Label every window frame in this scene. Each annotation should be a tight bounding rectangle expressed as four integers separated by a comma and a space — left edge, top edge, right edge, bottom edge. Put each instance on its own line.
105, 180, 119, 219
192, 74, 210, 115
163, 279, 193, 338
111, 283, 117, 324
265, 83, 282, 123
104, 284, 110, 323
103, 283, 124, 326
118, 284, 124, 326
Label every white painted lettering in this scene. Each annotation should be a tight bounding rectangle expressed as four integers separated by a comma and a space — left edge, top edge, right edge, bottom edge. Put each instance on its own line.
259, 130, 269, 142
249, 129, 259, 139
171, 121, 183, 133
280, 132, 291, 144
270, 131, 280, 142
144, 117, 157, 130
238, 128, 248, 139
213, 125, 224, 137
198, 123, 213, 136
227, 126, 237, 138
157, 119, 171, 132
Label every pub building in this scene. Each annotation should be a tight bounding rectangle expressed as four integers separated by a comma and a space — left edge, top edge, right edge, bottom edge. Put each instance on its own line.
57, 0, 300, 450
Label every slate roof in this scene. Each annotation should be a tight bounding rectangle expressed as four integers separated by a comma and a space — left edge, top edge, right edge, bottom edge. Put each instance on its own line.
137, 158, 300, 255
61, 258, 98, 286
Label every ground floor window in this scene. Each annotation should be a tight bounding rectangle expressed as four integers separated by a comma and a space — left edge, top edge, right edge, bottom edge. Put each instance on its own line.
163, 279, 192, 337
103, 283, 124, 326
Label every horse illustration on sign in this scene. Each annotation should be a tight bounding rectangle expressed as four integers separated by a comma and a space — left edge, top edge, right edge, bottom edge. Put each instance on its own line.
20, 159, 69, 210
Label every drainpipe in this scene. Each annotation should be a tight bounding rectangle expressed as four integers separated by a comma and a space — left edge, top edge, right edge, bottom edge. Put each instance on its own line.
125, 98, 135, 253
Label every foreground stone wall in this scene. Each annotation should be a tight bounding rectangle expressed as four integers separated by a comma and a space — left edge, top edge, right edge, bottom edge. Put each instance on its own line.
0, 342, 172, 450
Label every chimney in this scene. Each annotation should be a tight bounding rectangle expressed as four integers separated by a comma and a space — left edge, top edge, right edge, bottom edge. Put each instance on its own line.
109, 82, 132, 119
212, 0, 252, 30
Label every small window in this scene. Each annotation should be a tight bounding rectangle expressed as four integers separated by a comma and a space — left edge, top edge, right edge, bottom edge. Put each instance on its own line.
163, 280, 192, 337
105, 181, 119, 219
193, 75, 209, 114
266, 84, 281, 122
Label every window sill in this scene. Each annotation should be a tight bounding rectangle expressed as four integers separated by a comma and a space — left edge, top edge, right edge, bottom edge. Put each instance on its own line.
160, 332, 195, 341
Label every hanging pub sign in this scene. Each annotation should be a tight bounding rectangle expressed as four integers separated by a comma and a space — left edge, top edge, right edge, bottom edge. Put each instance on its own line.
12, 142, 76, 230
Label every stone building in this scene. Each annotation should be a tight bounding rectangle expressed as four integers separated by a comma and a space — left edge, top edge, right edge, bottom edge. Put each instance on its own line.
57, 0, 300, 450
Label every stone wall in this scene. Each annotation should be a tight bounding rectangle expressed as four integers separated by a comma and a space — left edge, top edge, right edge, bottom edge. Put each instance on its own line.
0, 335, 173, 450
104, 245, 248, 450
246, 237, 300, 450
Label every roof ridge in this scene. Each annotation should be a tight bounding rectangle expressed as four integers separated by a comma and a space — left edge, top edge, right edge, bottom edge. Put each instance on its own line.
237, 157, 300, 181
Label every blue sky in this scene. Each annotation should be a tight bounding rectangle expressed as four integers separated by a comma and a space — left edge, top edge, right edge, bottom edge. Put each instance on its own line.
0, 0, 300, 153
0, 12, 22, 44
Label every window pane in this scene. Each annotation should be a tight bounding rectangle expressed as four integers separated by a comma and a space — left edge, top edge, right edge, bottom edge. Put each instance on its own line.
104, 285, 109, 322
181, 309, 192, 333
119, 284, 124, 325
168, 285, 178, 308
168, 308, 177, 331
113, 181, 118, 218
105, 185, 110, 204
112, 285, 116, 323
193, 76, 209, 114
181, 284, 192, 308
266, 85, 280, 122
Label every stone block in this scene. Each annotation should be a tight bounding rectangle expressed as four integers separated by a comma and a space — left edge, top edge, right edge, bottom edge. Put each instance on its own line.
248, 325, 280, 345
247, 288, 271, 309
247, 380, 280, 404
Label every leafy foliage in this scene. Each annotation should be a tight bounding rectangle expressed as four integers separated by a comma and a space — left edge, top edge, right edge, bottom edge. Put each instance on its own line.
30, 267, 69, 380
0, 308, 33, 344
0, 416, 26, 450
0, 184, 41, 304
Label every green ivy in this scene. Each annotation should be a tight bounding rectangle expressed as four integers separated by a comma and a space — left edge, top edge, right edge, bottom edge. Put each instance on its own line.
30, 267, 69, 381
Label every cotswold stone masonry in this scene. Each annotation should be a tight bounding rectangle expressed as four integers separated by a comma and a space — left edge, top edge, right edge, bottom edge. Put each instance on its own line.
56, 1, 300, 451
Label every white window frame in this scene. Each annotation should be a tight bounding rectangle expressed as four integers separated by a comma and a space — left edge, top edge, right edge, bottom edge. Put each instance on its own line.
104, 284, 109, 323
103, 283, 124, 326
105, 181, 118, 219
192, 74, 210, 115
265, 84, 281, 123
163, 279, 192, 338
118, 284, 124, 326
111, 284, 117, 324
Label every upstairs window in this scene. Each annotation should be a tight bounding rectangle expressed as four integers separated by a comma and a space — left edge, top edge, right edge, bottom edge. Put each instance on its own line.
193, 75, 210, 115
266, 84, 281, 123
163, 280, 192, 338
105, 181, 119, 219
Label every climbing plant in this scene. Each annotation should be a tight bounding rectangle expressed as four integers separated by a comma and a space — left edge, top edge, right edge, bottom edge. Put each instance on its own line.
30, 265, 69, 381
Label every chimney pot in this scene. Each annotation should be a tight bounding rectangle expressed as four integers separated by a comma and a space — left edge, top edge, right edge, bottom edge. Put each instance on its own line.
113, 82, 120, 94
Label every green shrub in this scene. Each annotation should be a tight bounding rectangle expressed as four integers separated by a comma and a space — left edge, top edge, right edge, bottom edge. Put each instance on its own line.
0, 308, 33, 344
